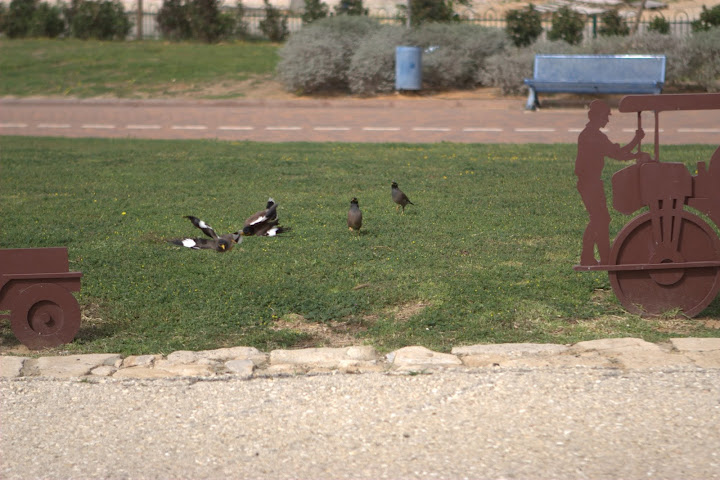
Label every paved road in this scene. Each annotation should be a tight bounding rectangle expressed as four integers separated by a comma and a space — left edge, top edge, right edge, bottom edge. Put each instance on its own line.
2, 97, 719, 144
2, 368, 719, 479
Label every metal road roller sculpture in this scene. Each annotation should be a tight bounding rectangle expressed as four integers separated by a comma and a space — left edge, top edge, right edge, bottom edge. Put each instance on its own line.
0, 247, 82, 349
574, 93, 720, 317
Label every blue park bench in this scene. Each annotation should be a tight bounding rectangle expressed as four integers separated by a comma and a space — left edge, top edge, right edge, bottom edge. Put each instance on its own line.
523, 54, 667, 110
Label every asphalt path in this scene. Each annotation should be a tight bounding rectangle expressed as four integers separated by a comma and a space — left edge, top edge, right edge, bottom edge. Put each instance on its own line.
2, 96, 720, 144
2, 368, 720, 480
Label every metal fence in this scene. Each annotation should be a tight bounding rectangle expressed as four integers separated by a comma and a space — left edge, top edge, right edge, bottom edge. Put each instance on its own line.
128, 8, 698, 41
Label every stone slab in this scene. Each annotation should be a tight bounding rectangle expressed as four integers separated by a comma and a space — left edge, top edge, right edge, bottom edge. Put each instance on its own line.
670, 338, 720, 352
572, 337, 692, 369
270, 346, 377, 368
0, 356, 28, 378
35, 354, 122, 378
452, 343, 569, 357
388, 346, 463, 369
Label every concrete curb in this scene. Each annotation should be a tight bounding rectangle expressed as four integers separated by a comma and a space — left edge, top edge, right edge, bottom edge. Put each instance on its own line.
2, 337, 719, 380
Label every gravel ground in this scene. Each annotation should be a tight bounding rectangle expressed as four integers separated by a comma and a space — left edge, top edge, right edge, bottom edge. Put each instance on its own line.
2, 367, 719, 479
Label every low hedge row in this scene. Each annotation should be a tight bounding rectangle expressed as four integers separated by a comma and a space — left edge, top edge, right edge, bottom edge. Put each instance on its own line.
278, 16, 720, 95
278, 17, 508, 95
0, 0, 130, 40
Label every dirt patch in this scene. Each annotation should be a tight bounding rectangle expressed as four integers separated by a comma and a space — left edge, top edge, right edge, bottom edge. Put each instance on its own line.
700, 319, 720, 330
271, 313, 365, 348
269, 303, 430, 347
651, 316, 699, 334
121, 73, 520, 103
387, 301, 431, 321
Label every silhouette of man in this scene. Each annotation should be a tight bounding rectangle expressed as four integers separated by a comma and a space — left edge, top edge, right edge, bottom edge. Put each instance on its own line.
576, 100, 645, 265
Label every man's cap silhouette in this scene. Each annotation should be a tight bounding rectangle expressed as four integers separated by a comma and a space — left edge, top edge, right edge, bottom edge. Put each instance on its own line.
588, 100, 611, 117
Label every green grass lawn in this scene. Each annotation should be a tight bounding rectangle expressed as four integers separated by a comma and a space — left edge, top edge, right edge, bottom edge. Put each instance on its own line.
0, 39, 280, 98
1, 137, 718, 355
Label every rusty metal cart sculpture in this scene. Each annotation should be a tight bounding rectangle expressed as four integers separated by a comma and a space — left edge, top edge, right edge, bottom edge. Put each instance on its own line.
0, 247, 83, 349
575, 93, 720, 317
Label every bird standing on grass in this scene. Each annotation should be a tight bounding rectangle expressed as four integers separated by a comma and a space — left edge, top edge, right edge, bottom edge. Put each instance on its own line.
169, 216, 242, 253
391, 181, 414, 213
243, 197, 291, 237
347, 197, 363, 232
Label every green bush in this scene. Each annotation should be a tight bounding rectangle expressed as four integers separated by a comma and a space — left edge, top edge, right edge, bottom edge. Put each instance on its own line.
301, 0, 328, 24
259, 0, 288, 42
0, 3, 6, 34
396, 0, 470, 26
598, 9, 629, 36
548, 6, 584, 45
278, 15, 380, 93
647, 15, 670, 34
3, 0, 66, 38
505, 3, 543, 47
157, 0, 191, 40
5, 0, 37, 38
334, 0, 367, 16
28, 2, 65, 37
188, 0, 228, 42
157, 0, 237, 42
66, 0, 130, 40
692, 4, 720, 32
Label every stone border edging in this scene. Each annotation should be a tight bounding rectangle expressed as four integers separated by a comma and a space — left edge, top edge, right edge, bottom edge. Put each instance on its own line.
2, 337, 719, 380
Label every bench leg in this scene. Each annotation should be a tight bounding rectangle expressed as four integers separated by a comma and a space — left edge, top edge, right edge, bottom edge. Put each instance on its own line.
525, 88, 539, 111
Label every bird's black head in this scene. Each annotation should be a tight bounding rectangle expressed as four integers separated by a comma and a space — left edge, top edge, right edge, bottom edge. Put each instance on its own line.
218, 239, 231, 252
242, 225, 255, 236
350, 197, 359, 205
391, 181, 399, 189
266, 197, 275, 209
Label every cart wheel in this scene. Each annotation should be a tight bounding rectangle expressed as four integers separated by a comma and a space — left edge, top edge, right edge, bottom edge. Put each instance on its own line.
10, 283, 81, 349
609, 211, 720, 317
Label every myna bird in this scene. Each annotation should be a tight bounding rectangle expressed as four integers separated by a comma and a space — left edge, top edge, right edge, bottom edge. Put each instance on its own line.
243, 197, 291, 237
169, 215, 242, 252
391, 181, 414, 213
245, 197, 278, 227
242, 223, 291, 237
347, 197, 362, 232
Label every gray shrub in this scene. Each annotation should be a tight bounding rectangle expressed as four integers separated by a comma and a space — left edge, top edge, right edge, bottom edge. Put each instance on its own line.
406, 23, 508, 90
348, 26, 406, 95
277, 15, 381, 94
680, 28, 720, 92
280, 20, 717, 96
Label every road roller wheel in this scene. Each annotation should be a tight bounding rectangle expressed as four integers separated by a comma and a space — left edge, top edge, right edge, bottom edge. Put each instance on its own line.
9, 283, 81, 349
609, 211, 720, 317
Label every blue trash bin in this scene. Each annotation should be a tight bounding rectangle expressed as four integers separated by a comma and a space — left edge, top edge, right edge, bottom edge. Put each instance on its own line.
395, 46, 422, 91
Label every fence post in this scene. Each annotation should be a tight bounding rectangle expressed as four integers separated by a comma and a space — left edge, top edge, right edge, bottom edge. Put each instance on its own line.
137, 0, 143, 40
591, 14, 597, 38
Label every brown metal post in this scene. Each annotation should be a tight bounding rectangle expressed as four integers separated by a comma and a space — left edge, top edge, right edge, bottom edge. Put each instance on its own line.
137, 0, 143, 40
654, 110, 660, 162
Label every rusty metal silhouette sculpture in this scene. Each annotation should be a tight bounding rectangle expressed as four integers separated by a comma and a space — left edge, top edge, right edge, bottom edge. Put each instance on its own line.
574, 93, 720, 317
0, 247, 83, 349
